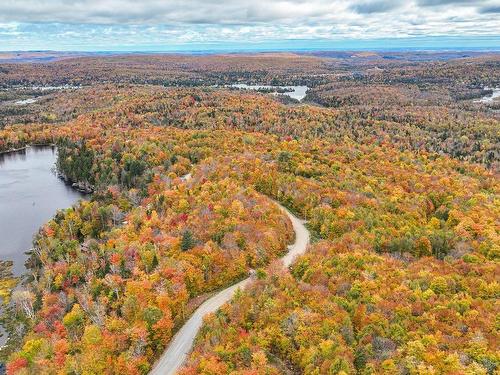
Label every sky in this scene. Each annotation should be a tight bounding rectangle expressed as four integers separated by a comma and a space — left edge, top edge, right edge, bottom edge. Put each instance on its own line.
0, 0, 499, 51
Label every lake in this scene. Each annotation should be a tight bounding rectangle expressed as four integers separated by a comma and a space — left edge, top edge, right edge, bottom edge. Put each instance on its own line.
475, 87, 500, 103
230, 84, 309, 101
0, 146, 85, 275
15, 98, 38, 105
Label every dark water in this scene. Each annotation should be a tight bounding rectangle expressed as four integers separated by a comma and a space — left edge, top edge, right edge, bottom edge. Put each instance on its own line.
0, 146, 84, 275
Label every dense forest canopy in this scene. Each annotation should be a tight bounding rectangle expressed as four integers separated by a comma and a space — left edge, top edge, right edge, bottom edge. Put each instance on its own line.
0, 52, 498, 374
1, 53, 498, 169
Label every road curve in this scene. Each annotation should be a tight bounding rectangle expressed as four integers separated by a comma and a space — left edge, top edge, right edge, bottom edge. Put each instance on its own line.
149, 203, 310, 375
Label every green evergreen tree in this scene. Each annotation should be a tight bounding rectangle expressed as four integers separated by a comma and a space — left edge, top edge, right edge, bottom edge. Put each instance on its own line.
181, 230, 195, 251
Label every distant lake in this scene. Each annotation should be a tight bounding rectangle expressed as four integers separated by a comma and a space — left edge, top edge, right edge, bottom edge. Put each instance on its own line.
15, 98, 38, 105
475, 87, 500, 103
0, 147, 84, 275
1, 85, 81, 92
230, 84, 309, 101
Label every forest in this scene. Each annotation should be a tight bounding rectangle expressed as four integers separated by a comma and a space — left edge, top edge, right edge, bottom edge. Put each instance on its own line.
0, 52, 498, 374
1, 53, 498, 169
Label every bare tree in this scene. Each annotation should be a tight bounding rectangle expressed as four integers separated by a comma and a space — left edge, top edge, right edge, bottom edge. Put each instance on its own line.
75, 286, 106, 328
12, 290, 35, 320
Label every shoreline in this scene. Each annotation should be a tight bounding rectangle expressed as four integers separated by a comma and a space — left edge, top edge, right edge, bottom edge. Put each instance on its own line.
0, 143, 93, 193
0, 143, 56, 156
0, 145, 28, 155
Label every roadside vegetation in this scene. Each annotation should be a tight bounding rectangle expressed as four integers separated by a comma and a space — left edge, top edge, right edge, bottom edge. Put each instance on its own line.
0, 53, 498, 374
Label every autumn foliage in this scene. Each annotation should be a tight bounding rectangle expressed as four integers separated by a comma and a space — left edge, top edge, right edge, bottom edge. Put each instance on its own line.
0, 85, 498, 374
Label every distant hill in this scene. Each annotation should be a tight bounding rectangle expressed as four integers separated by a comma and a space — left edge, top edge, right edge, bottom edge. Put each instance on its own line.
0, 51, 101, 63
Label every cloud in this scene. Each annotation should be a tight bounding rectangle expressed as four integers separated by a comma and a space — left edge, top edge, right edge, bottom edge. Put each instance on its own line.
417, 0, 487, 5
0, 0, 498, 50
479, 5, 500, 13
350, 0, 401, 14
0, 0, 491, 25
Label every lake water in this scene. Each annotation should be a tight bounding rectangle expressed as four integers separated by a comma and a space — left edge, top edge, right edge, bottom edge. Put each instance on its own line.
230, 84, 309, 101
15, 98, 38, 105
475, 87, 500, 103
0, 85, 81, 92
0, 146, 84, 275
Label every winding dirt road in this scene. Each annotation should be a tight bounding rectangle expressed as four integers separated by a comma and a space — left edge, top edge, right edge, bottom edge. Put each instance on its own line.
149, 203, 310, 375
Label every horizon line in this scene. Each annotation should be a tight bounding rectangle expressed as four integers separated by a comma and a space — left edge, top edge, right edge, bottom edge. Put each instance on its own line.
1, 35, 499, 53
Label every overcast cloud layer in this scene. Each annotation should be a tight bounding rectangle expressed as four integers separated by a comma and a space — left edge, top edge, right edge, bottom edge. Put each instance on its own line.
0, 0, 499, 50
